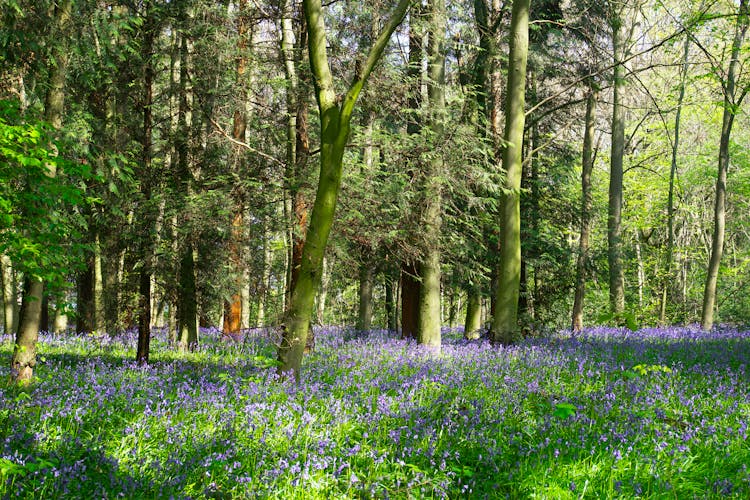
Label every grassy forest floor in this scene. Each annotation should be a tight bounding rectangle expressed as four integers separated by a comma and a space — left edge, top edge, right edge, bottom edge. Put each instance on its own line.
0, 324, 749, 498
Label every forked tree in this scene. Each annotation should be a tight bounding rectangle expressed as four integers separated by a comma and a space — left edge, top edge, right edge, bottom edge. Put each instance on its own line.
277, 0, 412, 379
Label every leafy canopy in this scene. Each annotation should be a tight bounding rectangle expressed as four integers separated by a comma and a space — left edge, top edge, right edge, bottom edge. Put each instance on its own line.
0, 99, 95, 292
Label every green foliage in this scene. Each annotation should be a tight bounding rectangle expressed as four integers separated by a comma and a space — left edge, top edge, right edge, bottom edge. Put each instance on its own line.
0, 99, 95, 292
596, 310, 640, 331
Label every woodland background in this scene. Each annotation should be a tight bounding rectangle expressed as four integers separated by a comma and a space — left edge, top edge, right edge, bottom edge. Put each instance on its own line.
2, 0, 750, 373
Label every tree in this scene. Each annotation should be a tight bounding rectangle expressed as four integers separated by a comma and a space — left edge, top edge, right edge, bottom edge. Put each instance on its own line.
416, 0, 447, 350
607, 1, 632, 316
659, 35, 689, 324
491, 0, 531, 344
701, 0, 749, 330
11, 0, 73, 383
277, 0, 412, 379
571, 84, 598, 332
135, 0, 159, 365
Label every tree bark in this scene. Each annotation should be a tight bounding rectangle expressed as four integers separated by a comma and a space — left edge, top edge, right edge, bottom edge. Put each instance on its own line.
464, 286, 482, 339
136, 3, 157, 366
701, 0, 749, 330
401, 8, 422, 341
491, 0, 530, 344
223, 1, 251, 338
356, 261, 375, 331
175, 26, 198, 351
401, 261, 420, 339
257, 217, 272, 327
416, 0, 446, 351
572, 87, 597, 333
77, 259, 95, 333
385, 273, 397, 331
1, 255, 15, 334
608, 8, 627, 315
277, 0, 412, 379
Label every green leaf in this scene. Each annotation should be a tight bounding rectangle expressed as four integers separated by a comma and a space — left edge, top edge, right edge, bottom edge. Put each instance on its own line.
553, 402, 577, 419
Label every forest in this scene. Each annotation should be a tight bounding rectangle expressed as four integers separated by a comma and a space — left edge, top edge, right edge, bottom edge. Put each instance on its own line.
1, 0, 750, 497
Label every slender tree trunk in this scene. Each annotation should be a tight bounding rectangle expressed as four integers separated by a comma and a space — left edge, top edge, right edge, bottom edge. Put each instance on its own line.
401, 8, 422, 341
136, 5, 157, 366
52, 299, 68, 334
1, 255, 15, 334
635, 232, 645, 308
257, 217, 272, 327
12, 0, 71, 382
356, 262, 375, 331
701, 0, 749, 330
401, 261, 419, 339
175, 28, 198, 351
572, 87, 597, 332
385, 273, 396, 331
447, 286, 457, 328
94, 234, 104, 331
608, 10, 627, 315
277, 0, 411, 379
659, 38, 689, 324
464, 286, 482, 339
77, 260, 95, 333
491, 0, 530, 344
223, 0, 251, 337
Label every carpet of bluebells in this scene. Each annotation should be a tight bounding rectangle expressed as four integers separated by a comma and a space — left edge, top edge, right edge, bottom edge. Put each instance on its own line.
1, 325, 749, 498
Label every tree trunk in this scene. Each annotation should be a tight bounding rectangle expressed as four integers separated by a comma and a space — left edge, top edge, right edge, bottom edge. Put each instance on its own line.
93, 234, 104, 331
356, 261, 375, 331
415, 0, 446, 351
701, 0, 749, 330
175, 27, 198, 351
572, 87, 597, 332
385, 273, 396, 331
223, 0, 251, 338
315, 256, 328, 329
608, 9, 627, 315
77, 260, 95, 333
464, 286, 482, 339
257, 217, 272, 327
635, 231, 645, 308
401, 261, 420, 339
277, 0, 411, 379
282, 4, 311, 317
659, 38, 689, 324
52, 299, 68, 334
136, 5, 156, 366
400, 8, 422, 341
12, 0, 71, 382
491, 0, 530, 344
1, 255, 15, 334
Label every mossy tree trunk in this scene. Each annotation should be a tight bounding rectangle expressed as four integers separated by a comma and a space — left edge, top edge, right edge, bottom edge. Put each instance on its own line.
490, 0, 530, 345
277, 0, 412, 379
416, 0, 446, 351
